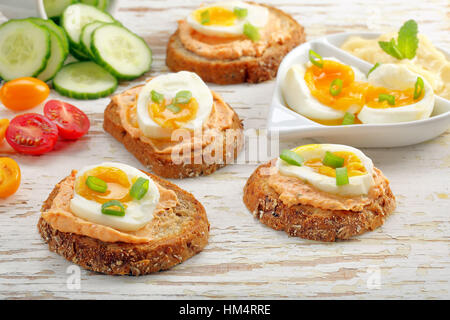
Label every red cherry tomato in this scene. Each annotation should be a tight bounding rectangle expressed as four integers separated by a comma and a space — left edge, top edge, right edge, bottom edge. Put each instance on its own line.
0, 77, 50, 111
5, 113, 58, 155
44, 100, 90, 140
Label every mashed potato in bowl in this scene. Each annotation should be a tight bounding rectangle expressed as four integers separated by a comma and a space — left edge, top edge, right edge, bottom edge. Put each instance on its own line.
341, 33, 450, 100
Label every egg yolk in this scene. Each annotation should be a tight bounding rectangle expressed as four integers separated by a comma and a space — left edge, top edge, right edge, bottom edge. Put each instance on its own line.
149, 97, 199, 130
304, 60, 423, 117
76, 167, 132, 205
195, 7, 237, 26
303, 151, 367, 178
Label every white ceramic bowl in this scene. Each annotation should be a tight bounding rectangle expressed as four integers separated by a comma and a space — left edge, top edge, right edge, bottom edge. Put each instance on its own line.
268, 32, 450, 147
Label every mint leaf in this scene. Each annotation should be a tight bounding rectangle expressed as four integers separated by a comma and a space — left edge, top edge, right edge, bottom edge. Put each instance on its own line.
397, 19, 419, 59
378, 38, 404, 59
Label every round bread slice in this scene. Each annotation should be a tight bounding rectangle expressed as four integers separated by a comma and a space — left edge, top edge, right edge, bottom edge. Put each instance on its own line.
103, 87, 244, 179
166, 4, 306, 84
38, 172, 209, 276
243, 161, 396, 242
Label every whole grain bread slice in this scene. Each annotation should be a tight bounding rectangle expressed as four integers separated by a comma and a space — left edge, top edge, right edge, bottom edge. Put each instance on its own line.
243, 161, 396, 242
166, 4, 306, 84
38, 172, 209, 276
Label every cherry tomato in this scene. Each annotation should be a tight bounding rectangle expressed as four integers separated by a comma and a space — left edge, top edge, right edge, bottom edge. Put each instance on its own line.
0, 118, 9, 143
0, 157, 21, 198
5, 113, 58, 155
0, 77, 50, 111
44, 100, 90, 140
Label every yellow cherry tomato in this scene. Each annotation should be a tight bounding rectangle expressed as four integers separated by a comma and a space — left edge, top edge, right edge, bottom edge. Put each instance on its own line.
0, 157, 21, 198
0, 119, 9, 143
0, 77, 50, 111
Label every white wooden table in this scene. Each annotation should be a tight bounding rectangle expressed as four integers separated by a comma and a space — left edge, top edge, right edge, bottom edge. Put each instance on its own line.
0, 0, 449, 299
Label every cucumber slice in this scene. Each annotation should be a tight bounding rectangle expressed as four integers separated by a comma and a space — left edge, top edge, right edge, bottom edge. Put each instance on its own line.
80, 0, 99, 6
80, 21, 106, 58
53, 61, 118, 99
27, 18, 70, 56
44, 0, 78, 19
37, 26, 68, 82
0, 19, 51, 81
96, 0, 110, 11
61, 3, 115, 48
91, 24, 152, 80
70, 46, 91, 61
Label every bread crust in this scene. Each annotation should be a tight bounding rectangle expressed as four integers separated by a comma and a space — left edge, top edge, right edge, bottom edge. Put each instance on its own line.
103, 91, 244, 179
243, 162, 396, 242
38, 173, 209, 276
166, 4, 306, 84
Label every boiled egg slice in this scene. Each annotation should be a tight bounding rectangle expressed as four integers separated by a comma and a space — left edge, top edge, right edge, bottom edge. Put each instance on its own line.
136, 71, 213, 139
70, 162, 160, 232
358, 64, 435, 124
282, 58, 366, 124
277, 144, 374, 196
187, 1, 269, 37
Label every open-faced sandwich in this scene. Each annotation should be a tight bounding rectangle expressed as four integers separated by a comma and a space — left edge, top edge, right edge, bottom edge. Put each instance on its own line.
166, 1, 306, 84
104, 71, 244, 179
38, 162, 209, 275
243, 144, 396, 242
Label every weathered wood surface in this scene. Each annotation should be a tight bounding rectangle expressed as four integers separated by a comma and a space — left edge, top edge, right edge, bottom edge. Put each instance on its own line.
0, 0, 449, 299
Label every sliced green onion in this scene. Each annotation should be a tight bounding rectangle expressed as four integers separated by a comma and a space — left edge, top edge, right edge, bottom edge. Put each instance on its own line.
151, 90, 164, 104
243, 22, 260, 42
329, 78, 343, 96
367, 62, 380, 77
234, 7, 248, 18
174, 90, 192, 104
309, 49, 323, 68
342, 112, 355, 125
335, 167, 349, 186
85, 176, 107, 193
280, 149, 304, 166
323, 151, 345, 168
129, 177, 149, 200
201, 10, 210, 24
378, 93, 396, 105
101, 200, 125, 217
414, 77, 424, 99
166, 104, 181, 113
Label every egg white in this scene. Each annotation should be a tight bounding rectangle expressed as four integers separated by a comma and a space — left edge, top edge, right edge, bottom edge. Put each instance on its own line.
187, 1, 269, 37
358, 64, 435, 124
136, 71, 213, 139
282, 58, 366, 121
70, 162, 160, 232
277, 144, 375, 196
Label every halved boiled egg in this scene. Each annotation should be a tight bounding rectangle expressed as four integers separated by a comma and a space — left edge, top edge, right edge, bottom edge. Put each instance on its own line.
358, 64, 435, 124
186, 1, 269, 37
136, 71, 213, 139
277, 144, 374, 196
70, 162, 160, 232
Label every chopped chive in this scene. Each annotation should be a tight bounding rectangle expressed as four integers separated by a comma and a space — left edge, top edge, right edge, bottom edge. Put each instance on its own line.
166, 104, 181, 113
336, 167, 349, 186
280, 149, 304, 166
201, 10, 210, 24
342, 112, 355, 125
151, 90, 164, 104
129, 177, 149, 200
378, 93, 396, 105
414, 77, 424, 99
323, 151, 345, 168
174, 90, 192, 104
85, 176, 107, 193
101, 200, 125, 217
243, 22, 260, 42
367, 62, 380, 77
309, 49, 323, 68
329, 78, 343, 96
234, 7, 248, 18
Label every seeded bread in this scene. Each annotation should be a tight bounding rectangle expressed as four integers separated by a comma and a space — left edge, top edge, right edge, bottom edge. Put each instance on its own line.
38, 172, 209, 276
243, 161, 396, 242
166, 3, 306, 84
